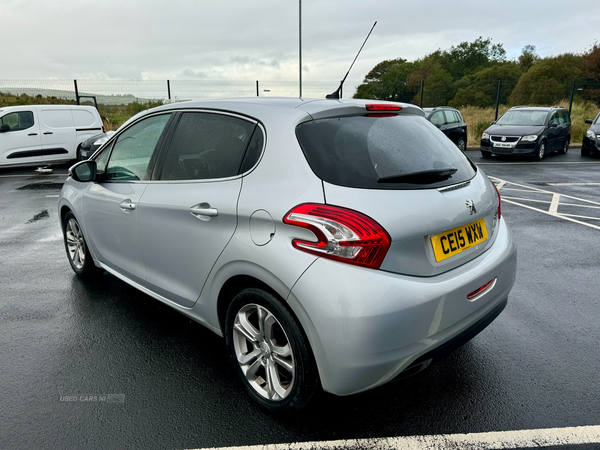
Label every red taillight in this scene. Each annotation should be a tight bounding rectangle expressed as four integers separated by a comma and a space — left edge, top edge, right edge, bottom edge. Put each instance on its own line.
283, 204, 391, 269
365, 104, 402, 112
467, 278, 497, 301
492, 182, 501, 219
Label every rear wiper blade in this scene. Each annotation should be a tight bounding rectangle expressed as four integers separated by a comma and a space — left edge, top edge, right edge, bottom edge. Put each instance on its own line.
378, 168, 458, 184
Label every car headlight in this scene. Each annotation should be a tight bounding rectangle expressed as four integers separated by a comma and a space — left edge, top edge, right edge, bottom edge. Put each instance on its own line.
93, 137, 109, 146
482, 132, 490, 140
521, 135, 538, 142
586, 129, 596, 139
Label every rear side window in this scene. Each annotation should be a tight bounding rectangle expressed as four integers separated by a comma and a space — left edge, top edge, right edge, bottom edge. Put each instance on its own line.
0, 111, 34, 131
296, 115, 476, 190
159, 112, 255, 181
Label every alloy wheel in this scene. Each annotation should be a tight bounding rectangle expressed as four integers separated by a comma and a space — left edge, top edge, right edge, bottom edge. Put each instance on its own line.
232, 303, 295, 401
65, 218, 86, 270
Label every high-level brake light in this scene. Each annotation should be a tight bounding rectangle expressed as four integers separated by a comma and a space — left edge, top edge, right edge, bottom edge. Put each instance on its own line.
365, 104, 402, 112
283, 204, 391, 269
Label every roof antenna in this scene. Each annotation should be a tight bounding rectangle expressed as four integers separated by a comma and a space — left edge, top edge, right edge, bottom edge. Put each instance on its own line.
326, 21, 377, 100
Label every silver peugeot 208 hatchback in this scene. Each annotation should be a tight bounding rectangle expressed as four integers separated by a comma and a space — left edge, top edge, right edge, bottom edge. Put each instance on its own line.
59, 98, 517, 413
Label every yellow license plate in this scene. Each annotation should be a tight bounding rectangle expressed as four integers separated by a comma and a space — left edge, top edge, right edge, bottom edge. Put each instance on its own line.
430, 218, 489, 262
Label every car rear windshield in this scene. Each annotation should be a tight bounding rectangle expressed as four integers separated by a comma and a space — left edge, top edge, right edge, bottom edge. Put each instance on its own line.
496, 110, 548, 126
295, 114, 476, 190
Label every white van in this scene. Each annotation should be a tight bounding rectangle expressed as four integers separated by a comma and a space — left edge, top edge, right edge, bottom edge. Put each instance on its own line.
0, 105, 103, 168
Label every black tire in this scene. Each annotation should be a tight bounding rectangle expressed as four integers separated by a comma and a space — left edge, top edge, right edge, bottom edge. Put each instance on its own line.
457, 137, 467, 152
559, 137, 570, 154
62, 211, 96, 277
481, 151, 492, 159
535, 140, 546, 161
581, 145, 590, 156
224, 288, 319, 414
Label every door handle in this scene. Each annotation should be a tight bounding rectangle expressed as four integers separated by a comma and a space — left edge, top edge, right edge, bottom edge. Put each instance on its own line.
190, 203, 218, 221
119, 199, 136, 212
43, 131, 53, 135
28, 133, 38, 136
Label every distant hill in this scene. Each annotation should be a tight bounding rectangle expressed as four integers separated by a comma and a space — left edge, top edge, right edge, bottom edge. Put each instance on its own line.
0, 86, 158, 105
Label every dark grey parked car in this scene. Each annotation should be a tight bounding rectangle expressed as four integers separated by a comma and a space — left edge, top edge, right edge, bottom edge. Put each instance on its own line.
424, 107, 468, 151
582, 112, 600, 156
77, 131, 115, 160
480, 106, 570, 161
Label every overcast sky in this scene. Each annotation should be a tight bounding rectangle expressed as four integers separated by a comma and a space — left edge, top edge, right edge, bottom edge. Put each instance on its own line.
1, 0, 598, 83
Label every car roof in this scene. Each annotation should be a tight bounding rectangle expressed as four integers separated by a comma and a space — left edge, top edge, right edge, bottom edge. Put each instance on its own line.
124, 97, 425, 129
510, 106, 565, 111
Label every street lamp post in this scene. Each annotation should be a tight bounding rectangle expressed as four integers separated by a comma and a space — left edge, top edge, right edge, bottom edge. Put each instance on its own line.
299, 0, 302, 98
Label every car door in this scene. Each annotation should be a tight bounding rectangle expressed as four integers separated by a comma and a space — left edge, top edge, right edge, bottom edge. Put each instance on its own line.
546, 112, 561, 150
81, 113, 173, 285
558, 110, 570, 145
137, 111, 258, 308
429, 111, 447, 135
0, 109, 42, 166
38, 107, 77, 161
443, 110, 460, 144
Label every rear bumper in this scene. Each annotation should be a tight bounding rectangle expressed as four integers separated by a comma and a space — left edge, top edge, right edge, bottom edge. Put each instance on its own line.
290, 218, 517, 395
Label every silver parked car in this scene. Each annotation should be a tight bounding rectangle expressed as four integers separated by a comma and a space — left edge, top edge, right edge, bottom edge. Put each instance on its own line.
59, 98, 517, 413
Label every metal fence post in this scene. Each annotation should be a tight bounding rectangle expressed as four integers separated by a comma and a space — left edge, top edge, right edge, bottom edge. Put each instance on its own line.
167, 80, 171, 100
494, 80, 502, 121
74, 79, 80, 105
420, 79, 424, 108
568, 80, 576, 118
256, 80, 259, 97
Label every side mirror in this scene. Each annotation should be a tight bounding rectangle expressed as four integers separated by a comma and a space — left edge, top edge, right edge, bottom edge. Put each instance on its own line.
0, 124, 9, 133
585, 119, 593, 124
548, 123, 557, 128
69, 160, 97, 182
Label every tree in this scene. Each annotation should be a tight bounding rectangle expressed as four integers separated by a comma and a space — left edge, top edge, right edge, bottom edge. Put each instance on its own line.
518, 45, 539, 73
438, 37, 506, 80
354, 58, 406, 100
581, 42, 600, 104
450, 62, 521, 107
509, 54, 585, 105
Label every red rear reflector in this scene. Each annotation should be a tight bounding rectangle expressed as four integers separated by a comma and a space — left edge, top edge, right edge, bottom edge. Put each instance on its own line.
365, 104, 402, 112
492, 182, 501, 219
283, 204, 391, 269
467, 278, 497, 300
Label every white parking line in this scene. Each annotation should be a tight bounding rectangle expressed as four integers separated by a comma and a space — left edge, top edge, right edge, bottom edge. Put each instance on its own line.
491, 176, 600, 230
477, 161, 600, 165
190, 425, 600, 450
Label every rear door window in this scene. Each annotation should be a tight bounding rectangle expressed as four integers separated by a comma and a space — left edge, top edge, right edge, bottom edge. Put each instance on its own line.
444, 110, 458, 124
296, 114, 476, 190
158, 112, 256, 181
